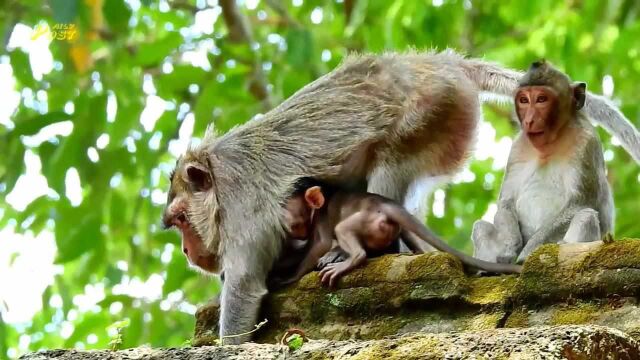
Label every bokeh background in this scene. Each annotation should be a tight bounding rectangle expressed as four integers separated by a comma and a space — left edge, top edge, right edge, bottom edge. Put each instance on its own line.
1, 0, 640, 357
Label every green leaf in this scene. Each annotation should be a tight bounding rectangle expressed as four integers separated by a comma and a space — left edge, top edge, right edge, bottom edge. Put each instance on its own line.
194, 81, 218, 134
156, 65, 209, 97
10, 50, 35, 88
51, 0, 79, 23
286, 334, 304, 351
134, 32, 183, 67
163, 248, 195, 295
285, 29, 314, 69
103, 0, 132, 33
55, 210, 104, 263
2, 138, 25, 193
12, 111, 70, 136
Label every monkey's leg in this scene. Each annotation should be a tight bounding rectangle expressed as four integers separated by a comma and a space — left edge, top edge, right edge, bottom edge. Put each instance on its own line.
493, 204, 524, 263
218, 270, 268, 344
472, 220, 500, 263
516, 205, 580, 263
473, 201, 523, 264
403, 176, 450, 252
562, 208, 601, 244
368, 166, 414, 252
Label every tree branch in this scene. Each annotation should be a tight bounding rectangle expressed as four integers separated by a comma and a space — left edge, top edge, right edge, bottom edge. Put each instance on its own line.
219, 0, 273, 110
344, 0, 355, 25
264, 0, 302, 29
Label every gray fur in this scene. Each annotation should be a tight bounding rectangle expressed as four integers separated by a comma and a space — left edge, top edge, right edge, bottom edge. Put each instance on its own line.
473, 112, 613, 264
585, 93, 640, 163
473, 62, 618, 264
167, 51, 637, 343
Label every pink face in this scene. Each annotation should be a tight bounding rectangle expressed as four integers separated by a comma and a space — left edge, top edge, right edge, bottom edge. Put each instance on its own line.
283, 196, 313, 240
515, 86, 561, 150
163, 196, 220, 273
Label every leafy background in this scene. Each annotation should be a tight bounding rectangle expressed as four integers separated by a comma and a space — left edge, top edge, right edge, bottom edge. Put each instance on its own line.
1, 0, 639, 357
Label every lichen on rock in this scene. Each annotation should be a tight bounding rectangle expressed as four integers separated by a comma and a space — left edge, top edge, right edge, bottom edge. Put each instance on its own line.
191, 239, 640, 346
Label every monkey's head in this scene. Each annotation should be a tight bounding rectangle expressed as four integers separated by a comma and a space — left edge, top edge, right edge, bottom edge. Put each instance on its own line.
515, 60, 586, 150
163, 149, 221, 273
283, 185, 325, 240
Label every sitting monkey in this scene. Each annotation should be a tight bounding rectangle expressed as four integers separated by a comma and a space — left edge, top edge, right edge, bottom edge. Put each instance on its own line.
472, 60, 636, 264
277, 181, 522, 287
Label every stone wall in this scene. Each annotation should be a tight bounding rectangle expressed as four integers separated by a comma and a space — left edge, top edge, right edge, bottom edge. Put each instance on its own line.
194, 238, 640, 346
21, 238, 640, 359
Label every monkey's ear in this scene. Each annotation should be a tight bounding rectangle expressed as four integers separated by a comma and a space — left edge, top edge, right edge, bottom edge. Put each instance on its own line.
304, 186, 325, 209
572, 82, 587, 110
184, 163, 213, 191
530, 59, 546, 69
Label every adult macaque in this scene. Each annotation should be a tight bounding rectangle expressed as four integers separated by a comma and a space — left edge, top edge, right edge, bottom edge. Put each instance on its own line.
276, 182, 521, 287
472, 60, 639, 264
164, 51, 639, 343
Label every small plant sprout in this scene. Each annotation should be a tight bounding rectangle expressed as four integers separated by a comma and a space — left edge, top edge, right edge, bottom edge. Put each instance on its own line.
107, 319, 131, 351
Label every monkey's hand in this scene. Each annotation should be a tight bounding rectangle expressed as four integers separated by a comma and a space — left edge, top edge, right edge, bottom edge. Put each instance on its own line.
516, 239, 541, 264
318, 262, 351, 287
317, 248, 348, 269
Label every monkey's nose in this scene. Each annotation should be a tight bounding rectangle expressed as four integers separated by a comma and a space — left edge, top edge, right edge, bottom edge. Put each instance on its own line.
177, 213, 187, 224
183, 247, 189, 256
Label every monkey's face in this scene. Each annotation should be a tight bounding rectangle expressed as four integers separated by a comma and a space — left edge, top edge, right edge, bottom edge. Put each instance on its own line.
515, 85, 562, 149
164, 154, 221, 273
283, 196, 312, 240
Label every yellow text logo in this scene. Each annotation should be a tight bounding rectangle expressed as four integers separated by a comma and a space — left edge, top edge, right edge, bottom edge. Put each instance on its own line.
31, 23, 78, 41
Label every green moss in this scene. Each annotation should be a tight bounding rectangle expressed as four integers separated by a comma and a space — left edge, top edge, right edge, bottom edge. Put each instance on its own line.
515, 244, 564, 301
503, 310, 529, 328
578, 238, 640, 270
349, 335, 445, 360
191, 334, 217, 347
405, 253, 465, 280
466, 313, 503, 330
550, 303, 599, 325
627, 327, 640, 342
466, 276, 517, 306
325, 287, 375, 315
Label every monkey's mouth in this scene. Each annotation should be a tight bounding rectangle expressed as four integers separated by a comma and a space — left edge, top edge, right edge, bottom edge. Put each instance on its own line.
527, 130, 545, 137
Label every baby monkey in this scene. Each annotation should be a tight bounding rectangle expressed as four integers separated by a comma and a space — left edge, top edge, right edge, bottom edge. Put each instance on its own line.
279, 181, 522, 287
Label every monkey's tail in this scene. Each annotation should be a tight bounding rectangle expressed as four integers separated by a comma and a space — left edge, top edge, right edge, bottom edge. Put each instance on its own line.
585, 93, 640, 164
459, 58, 523, 99
383, 203, 522, 274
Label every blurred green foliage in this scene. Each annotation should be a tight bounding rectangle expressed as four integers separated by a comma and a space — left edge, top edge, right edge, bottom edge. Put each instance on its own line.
0, 0, 639, 357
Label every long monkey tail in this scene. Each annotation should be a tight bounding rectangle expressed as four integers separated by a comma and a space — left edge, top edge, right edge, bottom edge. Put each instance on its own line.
458, 57, 523, 98
584, 93, 640, 164
382, 202, 523, 274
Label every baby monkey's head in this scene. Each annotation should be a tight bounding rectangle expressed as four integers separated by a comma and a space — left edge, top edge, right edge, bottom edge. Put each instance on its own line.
283, 179, 331, 239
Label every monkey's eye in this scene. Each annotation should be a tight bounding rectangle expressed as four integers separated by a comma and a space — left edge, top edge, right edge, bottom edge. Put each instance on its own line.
519, 97, 529, 104
536, 95, 548, 103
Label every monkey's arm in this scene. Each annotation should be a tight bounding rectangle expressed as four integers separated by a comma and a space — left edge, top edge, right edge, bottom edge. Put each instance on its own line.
219, 251, 270, 344
516, 203, 582, 263
319, 212, 367, 287
476, 148, 525, 263
276, 220, 334, 286
493, 198, 524, 263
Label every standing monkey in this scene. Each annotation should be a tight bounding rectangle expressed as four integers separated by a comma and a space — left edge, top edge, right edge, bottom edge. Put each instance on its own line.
472, 60, 639, 264
163, 51, 640, 343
